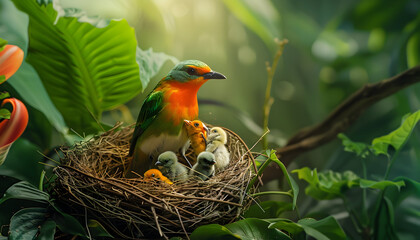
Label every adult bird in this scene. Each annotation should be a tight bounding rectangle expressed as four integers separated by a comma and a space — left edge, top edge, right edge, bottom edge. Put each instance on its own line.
128, 60, 226, 176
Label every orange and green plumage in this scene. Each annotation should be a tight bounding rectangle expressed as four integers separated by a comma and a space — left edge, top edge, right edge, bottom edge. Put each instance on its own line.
128, 60, 226, 176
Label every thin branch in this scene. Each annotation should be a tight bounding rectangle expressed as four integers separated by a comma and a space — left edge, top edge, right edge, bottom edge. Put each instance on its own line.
277, 65, 420, 166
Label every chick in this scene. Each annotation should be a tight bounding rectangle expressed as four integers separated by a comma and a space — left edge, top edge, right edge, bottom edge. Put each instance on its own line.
143, 169, 173, 185
156, 151, 188, 182
190, 151, 216, 181
206, 127, 230, 172
183, 119, 209, 165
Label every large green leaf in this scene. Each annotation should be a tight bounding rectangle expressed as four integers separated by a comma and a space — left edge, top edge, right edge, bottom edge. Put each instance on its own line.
9, 207, 48, 240
244, 201, 293, 219
51, 204, 86, 237
0, 139, 44, 186
190, 224, 241, 240
297, 217, 346, 240
0, 181, 49, 204
136, 47, 178, 91
225, 218, 291, 240
37, 220, 56, 240
292, 167, 359, 200
0, 0, 67, 135
13, 0, 141, 134
372, 110, 420, 156
269, 216, 346, 240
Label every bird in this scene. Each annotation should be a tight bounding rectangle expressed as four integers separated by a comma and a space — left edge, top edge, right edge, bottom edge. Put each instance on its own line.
206, 127, 230, 172
143, 169, 173, 185
155, 151, 188, 182
184, 119, 209, 160
127, 60, 226, 176
190, 151, 216, 181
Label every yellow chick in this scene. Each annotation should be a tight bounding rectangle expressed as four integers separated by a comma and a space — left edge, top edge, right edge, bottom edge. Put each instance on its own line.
143, 169, 173, 185
206, 127, 230, 172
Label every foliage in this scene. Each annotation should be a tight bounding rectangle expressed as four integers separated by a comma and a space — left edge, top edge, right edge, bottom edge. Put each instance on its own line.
1, 0, 420, 239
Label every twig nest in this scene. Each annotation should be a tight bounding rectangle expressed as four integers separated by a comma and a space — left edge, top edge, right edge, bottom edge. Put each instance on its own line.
51, 123, 257, 239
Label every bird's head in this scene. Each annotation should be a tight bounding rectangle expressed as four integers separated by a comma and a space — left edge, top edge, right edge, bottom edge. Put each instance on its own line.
144, 169, 164, 180
209, 127, 227, 144
184, 119, 210, 137
197, 151, 216, 166
156, 151, 177, 167
165, 60, 226, 83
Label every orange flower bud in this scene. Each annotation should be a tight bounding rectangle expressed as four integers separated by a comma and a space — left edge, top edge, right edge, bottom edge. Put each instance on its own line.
0, 45, 24, 84
0, 98, 29, 165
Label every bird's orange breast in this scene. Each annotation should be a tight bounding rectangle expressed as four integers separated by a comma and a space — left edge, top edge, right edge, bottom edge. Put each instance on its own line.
158, 78, 207, 125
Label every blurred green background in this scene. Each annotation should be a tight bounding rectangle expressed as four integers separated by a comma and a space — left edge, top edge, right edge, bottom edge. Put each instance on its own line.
1, 0, 420, 238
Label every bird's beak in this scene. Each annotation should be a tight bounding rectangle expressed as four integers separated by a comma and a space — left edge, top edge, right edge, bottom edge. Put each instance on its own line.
210, 159, 216, 165
184, 119, 191, 126
155, 160, 162, 166
202, 71, 226, 80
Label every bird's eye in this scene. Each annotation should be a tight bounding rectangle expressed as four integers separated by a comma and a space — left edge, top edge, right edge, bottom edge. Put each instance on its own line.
213, 130, 217, 133
194, 123, 199, 127
151, 173, 155, 177
186, 67, 196, 75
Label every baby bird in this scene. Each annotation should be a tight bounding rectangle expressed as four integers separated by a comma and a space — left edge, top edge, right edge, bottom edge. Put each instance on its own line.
184, 120, 209, 156
143, 169, 173, 185
206, 127, 230, 172
156, 151, 188, 182
190, 151, 216, 181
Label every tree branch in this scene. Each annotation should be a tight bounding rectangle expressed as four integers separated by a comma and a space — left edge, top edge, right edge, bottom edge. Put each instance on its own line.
276, 65, 420, 166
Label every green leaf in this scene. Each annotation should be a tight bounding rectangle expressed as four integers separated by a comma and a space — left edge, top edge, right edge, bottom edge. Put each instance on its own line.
292, 167, 359, 200
244, 201, 293, 219
372, 110, 420, 156
337, 133, 369, 158
9, 207, 48, 240
88, 219, 113, 238
0, 91, 10, 100
0, 181, 49, 204
359, 179, 405, 191
37, 220, 56, 240
386, 177, 420, 206
222, 0, 281, 50
268, 218, 304, 235
374, 197, 399, 240
51, 204, 86, 236
136, 47, 178, 91
0, 139, 44, 186
0, 37, 7, 51
13, 0, 141, 134
407, 32, 420, 68
0, 108, 10, 120
7, 61, 68, 135
226, 218, 291, 240
190, 224, 241, 240
297, 216, 346, 240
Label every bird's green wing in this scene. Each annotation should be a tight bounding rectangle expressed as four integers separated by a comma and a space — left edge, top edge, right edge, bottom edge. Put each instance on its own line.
129, 91, 164, 156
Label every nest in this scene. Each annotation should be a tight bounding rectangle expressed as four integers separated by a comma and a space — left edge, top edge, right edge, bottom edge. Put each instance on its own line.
51, 123, 258, 239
